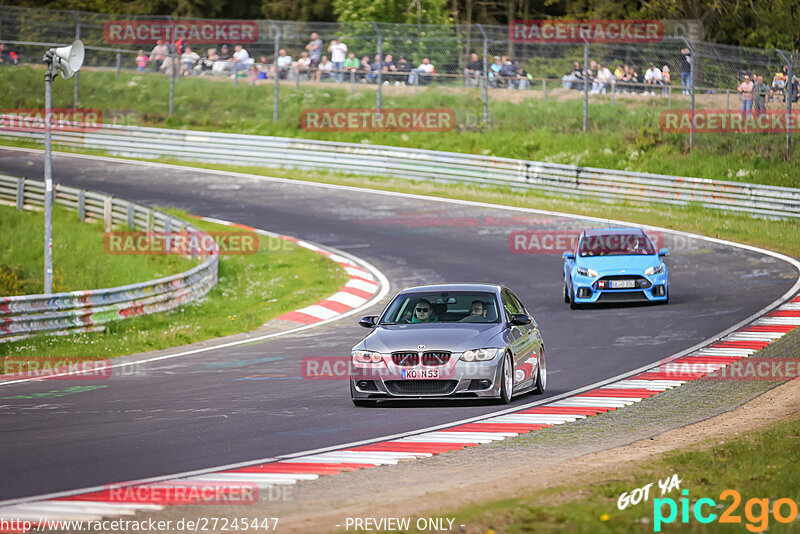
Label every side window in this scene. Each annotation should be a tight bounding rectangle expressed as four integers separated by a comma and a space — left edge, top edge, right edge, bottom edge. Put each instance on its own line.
501, 290, 520, 318
510, 293, 527, 315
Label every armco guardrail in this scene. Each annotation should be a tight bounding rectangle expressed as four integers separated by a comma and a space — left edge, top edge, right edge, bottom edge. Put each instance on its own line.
0, 173, 218, 343
2, 124, 799, 218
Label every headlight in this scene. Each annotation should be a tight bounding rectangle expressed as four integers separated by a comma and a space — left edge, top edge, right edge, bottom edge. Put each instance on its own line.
577, 266, 599, 278
645, 264, 664, 276
460, 348, 503, 362
352, 350, 384, 364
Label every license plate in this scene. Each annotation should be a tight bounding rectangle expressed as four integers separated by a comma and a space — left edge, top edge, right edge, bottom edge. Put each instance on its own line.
401, 369, 439, 379
610, 280, 636, 289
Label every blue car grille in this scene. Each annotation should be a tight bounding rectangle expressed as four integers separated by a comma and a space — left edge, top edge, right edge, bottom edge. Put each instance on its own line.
595, 275, 651, 290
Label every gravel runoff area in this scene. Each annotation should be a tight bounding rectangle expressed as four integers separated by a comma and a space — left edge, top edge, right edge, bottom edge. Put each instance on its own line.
53, 327, 800, 534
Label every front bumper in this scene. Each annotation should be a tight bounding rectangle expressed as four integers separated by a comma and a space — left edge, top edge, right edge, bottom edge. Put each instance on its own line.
571, 271, 668, 304
350, 356, 504, 400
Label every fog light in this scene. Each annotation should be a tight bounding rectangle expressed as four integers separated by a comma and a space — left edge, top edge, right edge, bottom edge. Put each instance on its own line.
577, 287, 592, 298
652, 285, 665, 296
479, 379, 492, 389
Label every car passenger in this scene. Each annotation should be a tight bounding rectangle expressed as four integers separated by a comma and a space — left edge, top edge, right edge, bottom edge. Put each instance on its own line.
470, 300, 486, 317
411, 299, 438, 323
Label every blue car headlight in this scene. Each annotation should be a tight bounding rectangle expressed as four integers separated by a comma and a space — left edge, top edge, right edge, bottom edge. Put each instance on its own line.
645, 263, 665, 276
460, 348, 503, 362
576, 266, 599, 278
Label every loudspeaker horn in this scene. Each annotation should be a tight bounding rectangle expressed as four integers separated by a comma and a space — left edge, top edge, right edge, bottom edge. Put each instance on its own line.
52, 40, 85, 79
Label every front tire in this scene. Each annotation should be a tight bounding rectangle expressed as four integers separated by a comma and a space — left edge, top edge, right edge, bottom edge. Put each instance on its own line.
569, 284, 579, 310
563, 277, 570, 303
499, 352, 514, 404
531, 348, 547, 394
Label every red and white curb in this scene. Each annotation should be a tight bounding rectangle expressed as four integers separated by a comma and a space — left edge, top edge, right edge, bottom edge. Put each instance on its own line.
2, 296, 797, 531
187, 216, 381, 326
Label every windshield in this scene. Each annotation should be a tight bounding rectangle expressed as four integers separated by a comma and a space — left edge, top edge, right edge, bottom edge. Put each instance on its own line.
578, 233, 655, 257
380, 291, 501, 324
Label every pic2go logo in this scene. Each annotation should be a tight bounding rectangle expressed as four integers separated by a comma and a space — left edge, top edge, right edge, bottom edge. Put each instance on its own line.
653, 489, 799, 532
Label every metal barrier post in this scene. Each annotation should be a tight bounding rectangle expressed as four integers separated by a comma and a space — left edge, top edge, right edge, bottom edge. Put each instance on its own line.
350, 69, 355, 93
16, 178, 24, 211
127, 203, 135, 230
542, 79, 546, 101
269, 21, 280, 121
610, 81, 615, 106
477, 24, 488, 125
583, 41, 589, 132
726, 90, 730, 112
295, 67, 300, 89
233, 61, 239, 86
104, 197, 113, 233
776, 49, 793, 160
78, 190, 85, 221
44, 62, 54, 294
73, 11, 80, 110
372, 22, 382, 116
116, 53, 121, 78
668, 85, 671, 109
169, 54, 176, 116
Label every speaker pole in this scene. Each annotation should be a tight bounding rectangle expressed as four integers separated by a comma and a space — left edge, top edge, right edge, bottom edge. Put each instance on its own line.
43, 50, 55, 295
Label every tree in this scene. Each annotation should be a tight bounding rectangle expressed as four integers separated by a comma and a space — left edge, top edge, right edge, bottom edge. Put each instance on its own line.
333, 0, 451, 25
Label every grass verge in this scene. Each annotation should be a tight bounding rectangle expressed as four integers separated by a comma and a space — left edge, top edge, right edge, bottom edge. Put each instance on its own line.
0, 66, 797, 187
0, 207, 349, 361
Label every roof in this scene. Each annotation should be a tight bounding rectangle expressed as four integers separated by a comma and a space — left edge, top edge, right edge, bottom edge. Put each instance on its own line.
582, 227, 645, 236
399, 283, 501, 294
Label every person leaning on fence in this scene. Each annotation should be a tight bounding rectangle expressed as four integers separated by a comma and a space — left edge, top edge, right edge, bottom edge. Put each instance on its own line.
753, 74, 769, 115
591, 63, 612, 94
661, 65, 671, 95
272, 49, 292, 80
644, 63, 662, 95
211, 44, 232, 74
327, 37, 347, 82
489, 56, 503, 87
737, 74, 755, 116
464, 53, 483, 87
770, 67, 787, 102
250, 56, 269, 85
367, 54, 380, 83
292, 52, 311, 80
318, 56, 333, 81
511, 63, 531, 91
149, 40, 169, 72
344, 53, 360, 79
408, 58, 434, 85
179, 46, 200, 76
562, 61, 583, 90
230, 44, 253, 77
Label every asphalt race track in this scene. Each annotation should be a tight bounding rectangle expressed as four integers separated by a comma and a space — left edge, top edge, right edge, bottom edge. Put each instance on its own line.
0, 148, 796, 501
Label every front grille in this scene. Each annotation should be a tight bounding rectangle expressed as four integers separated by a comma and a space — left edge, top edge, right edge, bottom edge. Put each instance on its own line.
598, 291, 648, 301
385, 380, 458, 395
392, 352, 419, 366
421, 351, 451, 366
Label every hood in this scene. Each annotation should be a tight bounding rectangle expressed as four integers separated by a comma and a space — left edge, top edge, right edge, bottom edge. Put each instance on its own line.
577, 254, 660, 274
361, 323, 504, 353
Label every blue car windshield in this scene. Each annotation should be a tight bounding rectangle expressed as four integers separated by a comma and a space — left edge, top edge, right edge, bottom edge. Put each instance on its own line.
579, 234, 655, 257
380, 292, 501, 324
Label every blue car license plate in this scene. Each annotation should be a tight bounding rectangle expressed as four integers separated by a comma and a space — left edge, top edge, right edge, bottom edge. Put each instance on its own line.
610, 280, 636, 289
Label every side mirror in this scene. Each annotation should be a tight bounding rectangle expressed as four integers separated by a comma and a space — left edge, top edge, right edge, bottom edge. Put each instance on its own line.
562, 251, 575, 260
510, 313, 532, 326
658, 247, 670, 257
358, 316, 377, 328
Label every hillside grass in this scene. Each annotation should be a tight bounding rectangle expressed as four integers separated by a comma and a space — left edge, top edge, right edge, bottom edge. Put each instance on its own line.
1, 65, 796, 188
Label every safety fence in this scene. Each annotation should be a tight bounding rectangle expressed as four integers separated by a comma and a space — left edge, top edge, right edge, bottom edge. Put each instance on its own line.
0, 173, 219, 343
1, 6, 797, 160
2, 124, 798, 218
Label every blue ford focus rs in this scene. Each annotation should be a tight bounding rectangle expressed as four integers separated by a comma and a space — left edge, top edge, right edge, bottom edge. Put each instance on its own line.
562, 228, 669, 309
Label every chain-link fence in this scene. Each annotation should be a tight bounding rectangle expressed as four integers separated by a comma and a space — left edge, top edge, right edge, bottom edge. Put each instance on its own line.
1, 5, 797, 163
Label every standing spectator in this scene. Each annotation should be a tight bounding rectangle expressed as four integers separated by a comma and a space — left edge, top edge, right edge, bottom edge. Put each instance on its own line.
135, 50, 149, 71
562, 61, 583, 90
327, 37, 347, 82
408, 57, 434, 85
753, 74, 769, 115
230, 44, 253, 77
273, 49, 292, 79
644, 63, 662, 95
770, 66, 788, 102
737, 74, 755, 116
306, 32, 323, 82
680, 47, 692, 95
464, 53, 483, 87
149, 40, 169, 72
179, 46, 200, 76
